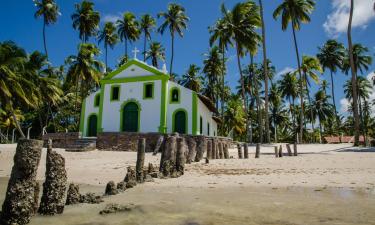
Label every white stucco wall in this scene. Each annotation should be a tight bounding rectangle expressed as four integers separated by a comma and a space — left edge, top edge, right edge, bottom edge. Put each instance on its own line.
82, 89, 100, 136
166, 81, 193, 134
197, 99, 217, 136
101, 80, 162, 132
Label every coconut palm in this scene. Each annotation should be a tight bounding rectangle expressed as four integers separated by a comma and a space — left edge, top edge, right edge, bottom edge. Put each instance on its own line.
320, 80, 329, 96
343, 44, 373, 75
65, 43, 103, 127
71, 0, 100, 43
273, 0, 315, 143
309, 90, 334, 143
140, 14, 156, 61
269, 83, 289, 142
158, 3, 189, 76
224, 94, 246, 139
317, 40, 346, 119
0, 41, 39, 137
203, 46, 225, 107
98, 22, 119, 70
181, 64, 203, 92
278, 72, 299, 136
145, 42, 165, 68
117, 12, 140, 58
33, 0, 60, 59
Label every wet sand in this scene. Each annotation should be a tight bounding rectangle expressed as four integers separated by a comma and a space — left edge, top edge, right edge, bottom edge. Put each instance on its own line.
1, 143, 375, 224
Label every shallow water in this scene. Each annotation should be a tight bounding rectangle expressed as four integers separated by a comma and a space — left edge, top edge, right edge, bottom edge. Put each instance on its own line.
1, 177, 375, 225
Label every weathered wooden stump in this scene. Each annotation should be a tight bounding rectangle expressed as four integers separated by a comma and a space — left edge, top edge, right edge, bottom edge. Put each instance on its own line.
160, 135, 177, 176
0, 139, 43, 225
293, 143, 298, 156
124, 167, 137, 188
223, 143, 229, 159
237, 143, 243, 159
152, 135, 164, 155
244, 143, 249, 159
278, 145, 283, 157
206, 139, 212, 159
186, 137, 197, 163
274, 146, 279, 158
136, 138, 146, 183
147, 163, 155, 174
39, 140, 68, 215
105, 181, 118, 195
65, 183, 80, 205
195, 136, 207, 162
286, 144, 292, 156
116, 181, 126, 191
255, 143, 260, 158
219, 142, 224, 159
212, 139, 217, 159
33, 182, 40, 215
176, 137, 187, 176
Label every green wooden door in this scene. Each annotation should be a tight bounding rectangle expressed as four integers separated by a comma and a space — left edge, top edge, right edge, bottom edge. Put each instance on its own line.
122, 102, 139, 132
174, 111, 186, 134
87, 114, 97, 137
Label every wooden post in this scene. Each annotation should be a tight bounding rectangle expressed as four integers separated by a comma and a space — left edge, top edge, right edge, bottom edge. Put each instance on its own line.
244, 143, 249, 159
206, 139, 212, 159
278, 145, 283, 157
274, 146, 278, 158
186, 137, 197, 163
286, 144, 292, 156
212, 139, 217, 159
195, 136, 207, 162
136, 138, 146, 183
255, 143, 260, 158
293, 142, 298, 156
176, 137, 186, 176
223, 143, 229, 159
237, 143, 243, 159
219, 142, 224, 159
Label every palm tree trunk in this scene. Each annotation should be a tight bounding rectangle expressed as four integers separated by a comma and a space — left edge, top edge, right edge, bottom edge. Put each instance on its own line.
330, 70, 338, 118
43, 18, 48, 59
291, 98, 296, 138
304, 73, 315, 143
291, 22, 304, 144
235, 42, 248, 142
125, 40, 128, 58
8, 100, 25, 138
170, 33, 175, 76
348, 0, 360, 146
358, 98, 366, 145
259, 0, 270, 143
105, 45, 108, 71
144, 33, 147, 62
221, 44, 225, 122
319, 117, 323, 144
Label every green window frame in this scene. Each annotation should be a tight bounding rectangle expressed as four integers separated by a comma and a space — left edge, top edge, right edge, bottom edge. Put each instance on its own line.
94, 93, 100, 107
169, 87, 180, 104
207, 122, 210, 136
110, 85, 121, 101
143, 82, 154, 99
200, 116, 203, 134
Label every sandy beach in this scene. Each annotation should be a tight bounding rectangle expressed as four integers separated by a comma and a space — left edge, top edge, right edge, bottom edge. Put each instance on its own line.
1, 143, 375, 224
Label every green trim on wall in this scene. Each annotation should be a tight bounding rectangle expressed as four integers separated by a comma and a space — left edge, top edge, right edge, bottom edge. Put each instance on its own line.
110, 85, 121, 102
98, 85, 105, 132
119, 99, 142, 132
192, 92, 198, 135
172, 108, 188, 134
101, 74, 169, 84
94, 93, 100, 107
143, 82, 155, 99
102, 59, 170, 80
79, 97, 86, 135
158, 79, 168, 133
86, 113, 98, 137
169, 87, 181, 104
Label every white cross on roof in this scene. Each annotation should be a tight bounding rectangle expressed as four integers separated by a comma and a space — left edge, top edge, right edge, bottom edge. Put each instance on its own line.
132, 47, 140, 59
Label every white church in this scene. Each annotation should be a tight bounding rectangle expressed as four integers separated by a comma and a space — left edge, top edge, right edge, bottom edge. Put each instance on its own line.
79, 49, 219, 138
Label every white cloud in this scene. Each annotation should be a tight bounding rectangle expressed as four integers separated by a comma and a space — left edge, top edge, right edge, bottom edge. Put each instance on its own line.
276, 67, 295, 79
103, 13, 121, 23
340, 98, 350, 114
323, 0, 375, 37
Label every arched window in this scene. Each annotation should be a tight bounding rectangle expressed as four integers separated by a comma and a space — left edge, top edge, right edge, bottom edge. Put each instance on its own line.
170, 88, 180, 103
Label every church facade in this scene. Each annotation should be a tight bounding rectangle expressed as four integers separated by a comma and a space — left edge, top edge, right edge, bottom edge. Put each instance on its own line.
79, 58, 219, 138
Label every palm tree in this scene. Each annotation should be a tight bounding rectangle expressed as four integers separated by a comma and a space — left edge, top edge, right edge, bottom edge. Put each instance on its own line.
278, 72, 299, 137
117, 12, 140, 58
224, 94, 246, 139
181, 64, 203, 92
145, 42, 165, 68
317, 40, 345, 120
203, 46, 225, 108
65, 43, 103, 127
273, 0, 315, 143
71, 0, 100, 43
343, 44, 373, 75
0, 41, 39, 137
220, 2, 261, 142
158, 3, 189, 76
269, 83, 289, 142
140, 14, 156, 61
258, 0, 270, 143
33, 0, 60, 59
320, 80, 329, 96
98, 22, 119, 71
347, 0, 359, 146
309, 90, 334, 143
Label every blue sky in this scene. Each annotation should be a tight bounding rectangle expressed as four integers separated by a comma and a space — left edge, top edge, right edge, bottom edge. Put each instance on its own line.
1, 0, 374, 114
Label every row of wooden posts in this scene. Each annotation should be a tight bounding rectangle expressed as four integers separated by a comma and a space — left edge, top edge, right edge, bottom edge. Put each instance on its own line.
236, 143, 298, 159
